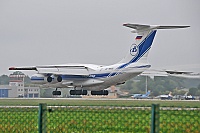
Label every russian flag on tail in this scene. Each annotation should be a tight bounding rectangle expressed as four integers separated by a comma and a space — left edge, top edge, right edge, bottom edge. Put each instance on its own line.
136, 36, 142, 40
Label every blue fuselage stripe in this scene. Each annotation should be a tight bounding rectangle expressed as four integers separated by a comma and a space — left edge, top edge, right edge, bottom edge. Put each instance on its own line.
117, 31, 157, 69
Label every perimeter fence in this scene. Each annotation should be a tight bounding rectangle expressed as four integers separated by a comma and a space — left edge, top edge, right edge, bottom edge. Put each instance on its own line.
0, 104, 199, 133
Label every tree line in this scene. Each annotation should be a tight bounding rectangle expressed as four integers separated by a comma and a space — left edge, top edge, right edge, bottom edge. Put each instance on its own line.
0, 71, 31, 86
120, 76, 200, 96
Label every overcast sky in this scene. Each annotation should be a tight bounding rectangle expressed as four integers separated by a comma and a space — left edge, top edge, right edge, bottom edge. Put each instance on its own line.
0, 0, 200, 75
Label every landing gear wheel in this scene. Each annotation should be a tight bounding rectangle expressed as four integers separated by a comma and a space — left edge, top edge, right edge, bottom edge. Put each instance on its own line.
70, 90, 88, 95
82, 90, 87, 95
52, 91, 61, 95
104, 90, 108, 95
91, 90, 109, 95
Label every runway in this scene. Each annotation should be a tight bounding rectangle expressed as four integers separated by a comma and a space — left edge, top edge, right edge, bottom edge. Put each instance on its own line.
0, 98, 199, 109
1, 97, 200, 101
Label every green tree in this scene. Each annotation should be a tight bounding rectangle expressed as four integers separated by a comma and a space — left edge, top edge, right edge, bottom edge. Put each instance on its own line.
155, 85, 165, 94
119, 75, 199, 96
12, 71, 24, 75
198, 84, 200, 90
0, 75, 9, 85
188, 87, 198, 96
152, 88, 160, 96
24, 75, 31, 85
121, 80, 134, 90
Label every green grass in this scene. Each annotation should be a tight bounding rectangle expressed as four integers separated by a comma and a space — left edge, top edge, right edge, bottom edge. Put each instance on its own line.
0, 98, 200, 107
0, 106, 199, 133
159, 110, 200, 133
47, 107, 151, 133
0, 108, 38, 133
0, 99, 199, 132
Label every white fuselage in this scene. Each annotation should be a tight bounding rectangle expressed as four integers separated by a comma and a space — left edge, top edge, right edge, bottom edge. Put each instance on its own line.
31, 62, 150, 90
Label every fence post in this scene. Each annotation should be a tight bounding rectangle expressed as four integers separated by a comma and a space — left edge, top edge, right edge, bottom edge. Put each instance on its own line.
151, 104, 159, 133
38, 103, 47, 133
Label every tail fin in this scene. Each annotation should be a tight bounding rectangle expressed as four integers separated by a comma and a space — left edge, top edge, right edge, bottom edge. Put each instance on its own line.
145, 90, 151, 96
169, 92, 172, 97
118, 24, 190, 66
184, 92, 188, 96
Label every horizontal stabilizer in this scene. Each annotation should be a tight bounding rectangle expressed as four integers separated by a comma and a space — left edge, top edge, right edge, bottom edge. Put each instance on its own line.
123, 23, 190, 33
141, 69, 193, 77
165, 70, 192, 74
157, 26, 190, 29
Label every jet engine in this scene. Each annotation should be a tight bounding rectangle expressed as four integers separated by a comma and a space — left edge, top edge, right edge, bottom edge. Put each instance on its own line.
46, 75, 63, 83
57, 75, 62, 82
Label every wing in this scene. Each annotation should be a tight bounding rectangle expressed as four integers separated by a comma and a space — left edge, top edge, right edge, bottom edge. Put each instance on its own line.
9, 65, 92, 76
37, 66, 90, 76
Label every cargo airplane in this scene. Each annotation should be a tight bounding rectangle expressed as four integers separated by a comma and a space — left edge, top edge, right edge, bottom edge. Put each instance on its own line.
9, 24, 189, 96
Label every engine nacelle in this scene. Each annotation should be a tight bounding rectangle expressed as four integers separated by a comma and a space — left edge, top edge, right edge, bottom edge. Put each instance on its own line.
31, 74, 46, 84
31, 74, 62, 84
47, 76, 53, 82
49, 75, 62, 83
57, 75, 62, 82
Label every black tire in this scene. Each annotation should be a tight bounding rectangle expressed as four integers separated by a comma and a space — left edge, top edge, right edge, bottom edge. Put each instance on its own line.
57, 91, 61, 95
82, 90, 87, 95
104, 90, 109, 95
52, 91, 56, 95
91, 90, 109, 95
70, 90, 75, 95
52, 91, 61, 95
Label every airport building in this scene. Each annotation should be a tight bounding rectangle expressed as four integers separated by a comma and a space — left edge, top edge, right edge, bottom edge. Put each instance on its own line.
0, 73, 40, 98
24, 87, 40, 98
0, 85, 17, 98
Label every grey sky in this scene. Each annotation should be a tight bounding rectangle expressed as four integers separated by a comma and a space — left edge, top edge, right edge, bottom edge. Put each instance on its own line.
0, 0, 200, 75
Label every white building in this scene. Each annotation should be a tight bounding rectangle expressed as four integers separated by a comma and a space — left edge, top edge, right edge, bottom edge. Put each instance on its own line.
0, 73, 40, 98
0, 84, 19, 98
24, 87, 40, 98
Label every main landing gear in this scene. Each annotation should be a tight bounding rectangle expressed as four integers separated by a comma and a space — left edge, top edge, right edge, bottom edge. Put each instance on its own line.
91, 90, 108, 95
69, 89, 109, 95
70, 90, 88, 95
52, 88, 61, 95
52, 88, 109, 96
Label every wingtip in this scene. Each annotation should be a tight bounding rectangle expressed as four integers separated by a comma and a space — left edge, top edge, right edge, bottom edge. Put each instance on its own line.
9, 67, 15, 70
123, 23, 128, 26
